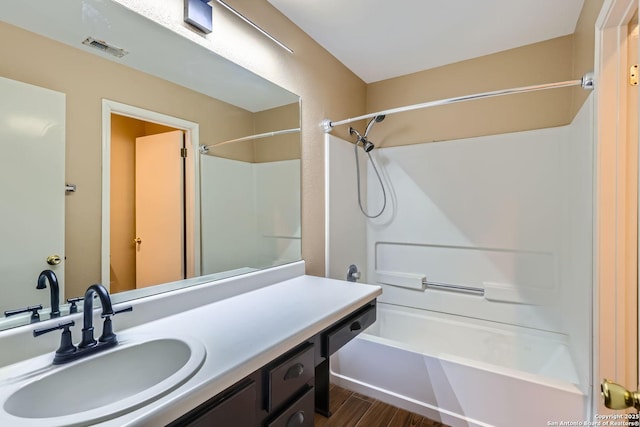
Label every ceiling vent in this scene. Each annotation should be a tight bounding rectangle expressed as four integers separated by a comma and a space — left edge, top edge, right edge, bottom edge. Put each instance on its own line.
82, 37, 128, 58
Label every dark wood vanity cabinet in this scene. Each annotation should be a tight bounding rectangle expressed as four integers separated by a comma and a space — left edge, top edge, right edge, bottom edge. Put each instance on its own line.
171, 379, 259, 426
169, 300, 376, 427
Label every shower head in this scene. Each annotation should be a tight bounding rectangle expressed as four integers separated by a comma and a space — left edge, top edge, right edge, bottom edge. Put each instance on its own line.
349, 127, 375, 152
364, 114, 385, 137
361, 139, 375, 152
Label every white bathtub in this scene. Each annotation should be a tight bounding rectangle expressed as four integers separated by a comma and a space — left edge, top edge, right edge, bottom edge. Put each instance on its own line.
330, 303, 588, 427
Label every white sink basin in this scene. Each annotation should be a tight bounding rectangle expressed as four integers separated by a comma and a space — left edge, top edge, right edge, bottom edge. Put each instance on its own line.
1, 336, 206, 426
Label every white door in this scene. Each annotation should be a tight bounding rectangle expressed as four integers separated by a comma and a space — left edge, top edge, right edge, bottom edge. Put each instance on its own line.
134, 130, 185, 288
0, 76, 65, 314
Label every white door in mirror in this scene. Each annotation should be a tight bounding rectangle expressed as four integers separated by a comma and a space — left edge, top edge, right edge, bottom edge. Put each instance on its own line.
0, 77, 65, 315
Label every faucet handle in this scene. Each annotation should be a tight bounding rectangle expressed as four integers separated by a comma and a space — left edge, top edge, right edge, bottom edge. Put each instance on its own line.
5, 304, 43, 323
99, 306, 132, 344
67, 294, 99, 314
34, 320, 77, 363
113, 306, 133, 316
66, 296, 83, 314
33, 320, 75, 337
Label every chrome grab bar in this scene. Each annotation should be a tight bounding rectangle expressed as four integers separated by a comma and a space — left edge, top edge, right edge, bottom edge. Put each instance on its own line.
375, 270, 484, 295
423, 280, 484, 296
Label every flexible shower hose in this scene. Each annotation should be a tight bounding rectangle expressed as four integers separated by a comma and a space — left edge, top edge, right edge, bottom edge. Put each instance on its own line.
354, 142, 387, 218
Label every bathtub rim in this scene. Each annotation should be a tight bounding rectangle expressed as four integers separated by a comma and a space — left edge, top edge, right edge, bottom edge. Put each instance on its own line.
353, 331, 585, 395
361, 302, 589, 393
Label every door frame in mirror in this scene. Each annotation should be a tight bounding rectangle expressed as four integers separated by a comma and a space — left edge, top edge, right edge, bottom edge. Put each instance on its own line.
101, 99, 202, 290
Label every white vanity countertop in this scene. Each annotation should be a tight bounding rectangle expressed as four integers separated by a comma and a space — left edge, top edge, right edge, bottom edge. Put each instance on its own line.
114, 274, 381, 426
0, 273, 381, 426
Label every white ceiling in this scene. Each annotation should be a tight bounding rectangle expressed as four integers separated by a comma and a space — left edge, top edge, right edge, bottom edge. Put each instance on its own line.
267, 0, 586, 83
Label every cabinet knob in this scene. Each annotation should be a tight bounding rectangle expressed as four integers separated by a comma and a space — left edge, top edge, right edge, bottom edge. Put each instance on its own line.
350, 321, 363, 332
133, 237, 142, 245
284, 363, 304, 380
286, 410, 305, 427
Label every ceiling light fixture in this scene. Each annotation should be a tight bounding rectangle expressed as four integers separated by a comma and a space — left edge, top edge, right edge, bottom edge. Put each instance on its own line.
214, 0, 293, 54
184, 0, 213, 34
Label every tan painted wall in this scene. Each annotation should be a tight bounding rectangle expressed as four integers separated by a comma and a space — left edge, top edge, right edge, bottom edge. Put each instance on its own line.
365, 36, 574, 147
254, 103, 301, 163
207, 102, 301, 163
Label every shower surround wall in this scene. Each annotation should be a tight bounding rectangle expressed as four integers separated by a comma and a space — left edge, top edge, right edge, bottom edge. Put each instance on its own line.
325, 95, 593, 425
201, 156, 301, 274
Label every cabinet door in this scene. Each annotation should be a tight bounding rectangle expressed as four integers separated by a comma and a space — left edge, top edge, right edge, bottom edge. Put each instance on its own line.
176, 380, 257, 427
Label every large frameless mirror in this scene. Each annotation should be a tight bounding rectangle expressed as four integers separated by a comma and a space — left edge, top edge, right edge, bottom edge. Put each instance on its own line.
0, 0, 301, 330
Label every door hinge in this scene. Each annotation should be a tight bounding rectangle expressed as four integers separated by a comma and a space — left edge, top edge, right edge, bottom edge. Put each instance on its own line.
180, 147, 188, 158
630, 64, 638, 86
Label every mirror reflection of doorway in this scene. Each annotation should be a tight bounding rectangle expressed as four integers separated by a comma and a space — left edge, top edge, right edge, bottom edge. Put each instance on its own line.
110, 114, 187, 292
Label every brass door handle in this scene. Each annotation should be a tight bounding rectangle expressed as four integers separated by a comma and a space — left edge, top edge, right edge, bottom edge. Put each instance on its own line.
133, 237, 142, 244
46, 255, 62, 265
601, 379, 640, 410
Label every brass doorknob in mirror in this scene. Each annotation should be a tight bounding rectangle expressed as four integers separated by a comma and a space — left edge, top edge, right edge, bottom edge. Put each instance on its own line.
601, 379, 640, 410
133, 237, 142, 245
46, 255, 62, 265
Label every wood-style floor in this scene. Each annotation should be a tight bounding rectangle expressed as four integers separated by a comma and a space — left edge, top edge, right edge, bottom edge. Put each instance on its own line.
314, 385, 450, 427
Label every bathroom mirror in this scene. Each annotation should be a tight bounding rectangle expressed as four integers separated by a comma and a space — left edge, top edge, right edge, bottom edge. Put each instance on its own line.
0, 0, 301, 330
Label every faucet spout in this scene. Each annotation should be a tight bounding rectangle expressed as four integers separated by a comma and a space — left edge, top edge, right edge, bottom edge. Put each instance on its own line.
37, 270, 60, 318
79, 284, 114, 349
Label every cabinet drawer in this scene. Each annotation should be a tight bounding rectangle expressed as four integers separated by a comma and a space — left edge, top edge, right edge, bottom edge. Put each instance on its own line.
323, 303, 376, 356
267, 344, 314, 412
173, 379, 257, 427
266, 387, 314, 427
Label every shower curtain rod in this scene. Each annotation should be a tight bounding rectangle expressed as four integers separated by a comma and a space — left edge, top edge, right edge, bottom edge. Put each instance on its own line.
199, 127, 300, 154
321, 72, 594, 132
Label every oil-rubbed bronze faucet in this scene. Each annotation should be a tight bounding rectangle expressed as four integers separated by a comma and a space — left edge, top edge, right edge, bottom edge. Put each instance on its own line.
79, 283, 115, 348
33, 283, 131, 365
601, 379, 640, 411
36, 270, 60, 319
